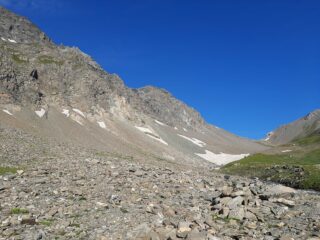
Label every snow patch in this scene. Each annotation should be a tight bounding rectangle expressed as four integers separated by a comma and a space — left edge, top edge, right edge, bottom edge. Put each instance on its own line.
146, 134, 168, 145
135, 126, 168, 145
62, 109, 70, 117
73, 108, 85, 118
195, 150, 249, 165
70, 114, 84, 126
8, 39, 17, 43
74, 119, 83, 126
264, 131, 274, 141
1, 37, 6, 41
282, 150, 292, 153
135, 126, 154, 135
2, 109, 13, 116
98, 121, 107, 129
178, 134, 206, 147
35, 109, 46, 118
183, 128, 188, 132
155, 120, 166, 126
174, 127, 178, 130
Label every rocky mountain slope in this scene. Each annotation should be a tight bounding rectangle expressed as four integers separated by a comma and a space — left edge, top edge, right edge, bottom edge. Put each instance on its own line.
1, 6, 320, 240
264, 109, 320, 146
0, 6, 267, 166
1, 126, 320, 239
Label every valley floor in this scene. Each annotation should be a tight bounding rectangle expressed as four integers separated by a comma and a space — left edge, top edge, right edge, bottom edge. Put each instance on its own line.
221, 134, 320, 192
1, 127, 320, 240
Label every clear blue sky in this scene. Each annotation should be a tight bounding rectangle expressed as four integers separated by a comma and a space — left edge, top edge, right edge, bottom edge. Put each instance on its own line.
2, 0, 320, 139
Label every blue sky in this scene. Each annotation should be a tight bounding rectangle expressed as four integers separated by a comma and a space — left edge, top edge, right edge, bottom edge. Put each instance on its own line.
2, 0, 320, 139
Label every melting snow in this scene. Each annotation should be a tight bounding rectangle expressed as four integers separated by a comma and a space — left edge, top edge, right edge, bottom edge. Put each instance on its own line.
282, 150, 292, 153
135, 126, 168, 145
98, 121, 107, 129
135, 126, 154, 135
8, 39, 17, 43
62, 109, 70, 117
178, 134, 206, 147
155, 120, 166, 126
2, 109, 13, 116
146, 134, 168, 145
195, 150, 249, 165
73, 108, 85, 118
74, 119, 83, 126
70, 114, 84, 125
264, 132, 274, 141
35, 109, 46, 118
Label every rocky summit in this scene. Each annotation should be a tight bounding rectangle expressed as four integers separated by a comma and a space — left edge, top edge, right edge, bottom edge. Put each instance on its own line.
0, 6, 320, 240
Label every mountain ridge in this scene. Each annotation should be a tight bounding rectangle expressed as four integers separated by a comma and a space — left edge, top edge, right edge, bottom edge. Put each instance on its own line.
0, 6, 267, 166
1, 6, 320, 240
0, 5, 206, 130
264, 109, 320, 145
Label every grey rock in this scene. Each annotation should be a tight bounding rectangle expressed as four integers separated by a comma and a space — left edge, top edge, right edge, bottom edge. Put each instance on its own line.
227, 196, 244, 209
228, 207, 245, 221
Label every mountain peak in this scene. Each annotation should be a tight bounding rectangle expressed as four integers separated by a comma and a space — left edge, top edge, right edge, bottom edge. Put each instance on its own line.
303, 109, 320, 120
264, 109, 320, 145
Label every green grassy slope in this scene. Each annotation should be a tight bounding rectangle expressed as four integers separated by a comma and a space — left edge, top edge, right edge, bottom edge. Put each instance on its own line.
221, 133, 320, 191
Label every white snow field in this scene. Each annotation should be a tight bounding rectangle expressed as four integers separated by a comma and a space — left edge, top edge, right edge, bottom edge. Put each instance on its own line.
97, 121, 107, 129
282, 150, 292, 153
70, 114, 84, 126
62, 109, 70, 117
135, 126, 154, 135
72, 108, 86, 118
2, 109, 13, 116
35, 109, 46, 118
178, 134, 206, 147
155, 120, 166, 126
146, 134, 168, 145
8, 39, 17, 43
135, 126, 168, 145
75, 120, 83, 125
73, 118, 83, 126
195, 150, 249, 165
264, 132, 274, 141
